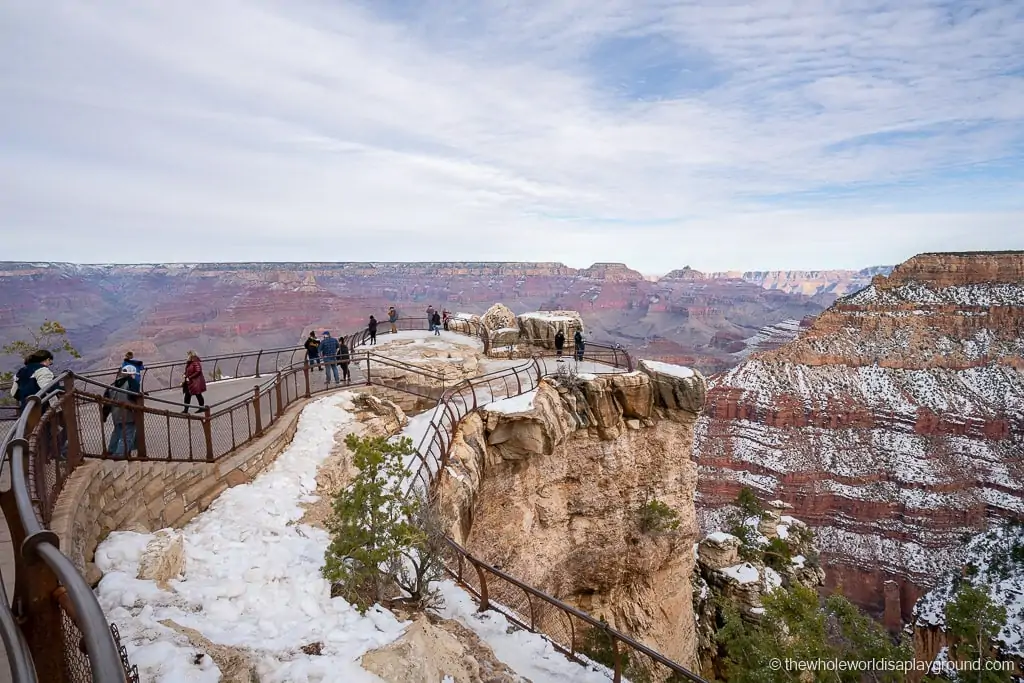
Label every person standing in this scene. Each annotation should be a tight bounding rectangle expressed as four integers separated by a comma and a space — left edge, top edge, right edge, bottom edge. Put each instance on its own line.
181, 351, 207, 413
10, 349, 55, 413
368, 316, 379, 345
388, 306, 398, 334
337, 339, 351, 383
426, 305, 435, 331
554, 330, 565, 356
107, 365, 140, 458
303, 331, 322, 370
442, 309, 450, 331
573, 329, 585, 362
320, 332, 340, 384
431, 310, 442, 335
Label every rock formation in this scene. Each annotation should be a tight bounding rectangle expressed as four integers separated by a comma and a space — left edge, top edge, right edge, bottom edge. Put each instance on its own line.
360, 614, 525, 683
436, 362, 707, 668
516, 311, 583, 349
694, 251, 1024, 622
136, 530, 185, 590
691, 501, 826, 677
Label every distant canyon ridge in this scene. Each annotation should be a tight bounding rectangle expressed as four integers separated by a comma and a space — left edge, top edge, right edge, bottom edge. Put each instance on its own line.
0, 261, 890, 375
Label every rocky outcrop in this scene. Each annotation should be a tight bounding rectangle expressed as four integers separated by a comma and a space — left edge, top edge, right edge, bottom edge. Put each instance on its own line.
437, 363, 707, 668
706, 267, 894, 297
695, 251, 1024, 623
360, 614, 525, 683
160, 619, 259, 683
692, 505, 826, 678
516, 311, 583, 349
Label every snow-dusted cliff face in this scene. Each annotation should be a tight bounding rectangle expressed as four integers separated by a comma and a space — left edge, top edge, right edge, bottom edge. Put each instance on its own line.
694, 251, 1024, 622
913, 523, 1024, 664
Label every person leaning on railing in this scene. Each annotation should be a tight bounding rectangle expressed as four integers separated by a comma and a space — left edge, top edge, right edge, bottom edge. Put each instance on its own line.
10, 349, 56, 414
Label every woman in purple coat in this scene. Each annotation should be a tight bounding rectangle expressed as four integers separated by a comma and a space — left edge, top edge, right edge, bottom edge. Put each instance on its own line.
181, 350, 208, 413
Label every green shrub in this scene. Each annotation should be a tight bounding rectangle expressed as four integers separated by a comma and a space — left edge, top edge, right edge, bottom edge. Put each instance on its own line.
322, 434, 444, 612
637, 497, 681, 534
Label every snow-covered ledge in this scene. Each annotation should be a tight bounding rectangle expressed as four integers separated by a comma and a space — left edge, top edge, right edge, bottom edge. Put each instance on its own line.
50, 393, 321, 585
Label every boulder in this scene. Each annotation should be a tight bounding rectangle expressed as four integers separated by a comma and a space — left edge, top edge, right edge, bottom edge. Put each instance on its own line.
609, 372, 654, 419
638, 359, 707, 416
758, 509, 782, 539
447, 312, 482, 336
517, 311, 583, 349
353, 393, 408, 435
482, 383, 575, 459
697, 533, 741, 571
137, 530, 185, 589
482, 303, 517, 332
578, 375, 624, 438
488, 327, 521, 347
360, 614, 524, 683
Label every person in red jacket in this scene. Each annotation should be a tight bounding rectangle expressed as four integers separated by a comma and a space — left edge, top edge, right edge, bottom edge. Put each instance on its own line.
181, 350, 208, 413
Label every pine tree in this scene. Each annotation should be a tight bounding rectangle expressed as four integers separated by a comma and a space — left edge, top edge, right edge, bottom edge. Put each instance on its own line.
944, 583, 1011, 683
2, 320, 80, 403
322, 434, 421, 612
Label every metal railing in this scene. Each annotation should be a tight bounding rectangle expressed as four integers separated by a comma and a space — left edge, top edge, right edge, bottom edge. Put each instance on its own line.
0, 317, 705, 683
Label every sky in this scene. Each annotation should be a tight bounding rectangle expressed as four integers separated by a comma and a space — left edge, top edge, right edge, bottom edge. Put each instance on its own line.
1, 1, 1022, 273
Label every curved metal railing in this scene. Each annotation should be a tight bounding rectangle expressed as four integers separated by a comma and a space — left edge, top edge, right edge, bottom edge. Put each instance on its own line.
0, 317, 705, 682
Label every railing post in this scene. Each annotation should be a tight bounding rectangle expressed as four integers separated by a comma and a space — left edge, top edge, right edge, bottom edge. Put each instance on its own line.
474, 560, 490, 612
612, 635, 622, 683
303, 363, 311, 398
255, 350, 263, 378
365, 355, 371, 386
203, 408, 214, 462
61, 376, 82, 470
275, 372, 283, 417
253, 385, 262, 435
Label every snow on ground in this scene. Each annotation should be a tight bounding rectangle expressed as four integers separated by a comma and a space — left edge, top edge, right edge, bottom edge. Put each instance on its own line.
94, 392, 410, 683
706, 531, 738, 544
639, 359, 695, 379
720, 563, 760, 584
483, 390, 538, 414
436, 581, 616, 683
370, 329, 484, 356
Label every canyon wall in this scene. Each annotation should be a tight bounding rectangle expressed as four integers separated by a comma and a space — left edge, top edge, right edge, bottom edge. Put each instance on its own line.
1, 260, 837, 378
694, 251, 1024, 622
437, 363, 707, 667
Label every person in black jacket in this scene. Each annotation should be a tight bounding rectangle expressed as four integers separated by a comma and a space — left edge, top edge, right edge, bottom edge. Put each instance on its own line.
554, 330, 565, 356
368, 316, 378, 345
303, 331, 322, 370
337, 340, 351, 383
431, 311, 442, 335
574, 328, 585, 361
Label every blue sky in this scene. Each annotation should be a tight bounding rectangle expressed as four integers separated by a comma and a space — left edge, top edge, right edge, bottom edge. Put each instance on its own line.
0, 0, 1022, 272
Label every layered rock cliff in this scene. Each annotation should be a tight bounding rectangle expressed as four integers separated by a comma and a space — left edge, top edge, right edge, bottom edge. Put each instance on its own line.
694, 251, 1024, 622
436, 362, 707, 667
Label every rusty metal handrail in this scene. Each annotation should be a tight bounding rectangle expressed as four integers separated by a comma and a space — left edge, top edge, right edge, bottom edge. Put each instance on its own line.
2, 316, 657, 683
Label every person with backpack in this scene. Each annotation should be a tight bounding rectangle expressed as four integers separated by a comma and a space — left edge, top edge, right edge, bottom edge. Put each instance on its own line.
107, 365, 140, 457
368, 316, 379, 345
431, 310, 442, 335
337, 339, 351, 383
10, 349, 55, 413
554, 330, 565, 356
388, 307, 398, 334
574, 329, 586, 362
121, 351, 145, 381
303, 331, 322, 370
181, 350, 208, 413
320, 332, 340, 384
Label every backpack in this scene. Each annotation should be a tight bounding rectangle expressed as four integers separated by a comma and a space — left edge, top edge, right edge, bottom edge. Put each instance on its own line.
14, 364, 42, 408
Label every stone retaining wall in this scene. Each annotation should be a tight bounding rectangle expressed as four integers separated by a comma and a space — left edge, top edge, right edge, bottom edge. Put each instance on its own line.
50, 395, 315, 583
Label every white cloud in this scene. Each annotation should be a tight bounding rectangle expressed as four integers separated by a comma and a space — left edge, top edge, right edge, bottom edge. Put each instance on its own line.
0, 0, 1021, 270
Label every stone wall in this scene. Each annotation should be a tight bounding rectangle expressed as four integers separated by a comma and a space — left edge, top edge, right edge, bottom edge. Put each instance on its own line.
50, 395, 313, 583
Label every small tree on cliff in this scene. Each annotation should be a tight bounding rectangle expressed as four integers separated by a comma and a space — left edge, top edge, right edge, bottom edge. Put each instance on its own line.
322, 434, 444, 612
717, 584, 912, 683
1, 320, 81, 403
943, 583, 1011, 683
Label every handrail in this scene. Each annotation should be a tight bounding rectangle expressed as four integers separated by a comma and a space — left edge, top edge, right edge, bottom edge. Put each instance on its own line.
0, 560, 36, 682
0, 315, 660, 683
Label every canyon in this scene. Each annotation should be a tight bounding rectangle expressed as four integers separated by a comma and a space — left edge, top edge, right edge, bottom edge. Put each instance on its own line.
0, 261, 884, 377
694, 251, 1024, 624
